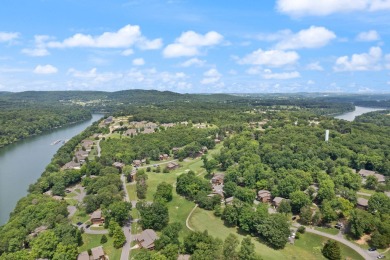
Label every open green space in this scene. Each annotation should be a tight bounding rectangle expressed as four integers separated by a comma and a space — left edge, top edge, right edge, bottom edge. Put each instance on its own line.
189, 207, 364, 260
314, 226, 340, 236
78, 233, 121, 260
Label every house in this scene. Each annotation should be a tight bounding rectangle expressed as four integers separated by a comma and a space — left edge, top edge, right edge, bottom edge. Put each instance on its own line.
211, 173, 225, 185
62, 160, 81, 170
273, 197, 285, 208
257, 190, 271, 203
90, 210, 104, 224
161, 123, 175, 128
91, 246, 106, 260
201, 146, 208, 153
112, 162, 125, 172
75, 150, 89, 163
214, 139, 221, 144
104, 116, 113, 125
133, 160, 142, 167
125, 129, 137, 137
159, 154, 170, 161
130, 169, 137, 182
167, 162, 180, 170
177, 255, 191, 260
77, 251, 90, 260
358, 169, 386, 183
143, 128, 155, 134
225, 197, 234, 205
136, 229, 158, 249
212, 184, 224, 197
172, 147, 180, 153
357, 198, 369, 210
81, 140, 94, 151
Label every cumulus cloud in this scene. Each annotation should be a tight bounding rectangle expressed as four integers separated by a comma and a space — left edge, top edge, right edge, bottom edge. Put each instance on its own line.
121, 49, 134, 56
22, 48, 50, 57
356, 30, 380, 42
277, 0, 390, 16
334, 46, 382, 71
22, 35, 51, 57
239, 49, 299, 67
46, 24, 162, 50
262, 69, 301, 80
163, 31, 223, 58
132, 58, 145, 66
275, 26, 336, 50
201, 68, 222, 84
306, 62, 324, 71
33, 64, 58, 74
180, 58, 206, 67
0, 32, 19, 43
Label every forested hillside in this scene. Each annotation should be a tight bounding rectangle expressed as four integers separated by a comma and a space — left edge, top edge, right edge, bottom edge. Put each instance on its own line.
355, 110, 390, 126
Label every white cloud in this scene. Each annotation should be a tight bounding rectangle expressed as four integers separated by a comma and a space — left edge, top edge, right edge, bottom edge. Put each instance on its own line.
356, 30, 380, 42
0, 32, 19, 42
306, 62, 324, 71
277, 0, 390, 16
239, 49, 299, 67
201, 68, 222, 84
132, 58, 145, 66
262, 69, 301, 80
21, 35, 51, 57
275, 26, 336, 50
246, 67, 262, 75
33, 64, 58, 74
68, 68, 122, 83
163, 31, 223, 58
334, 46, 382, 71
121, 49, 134, 56
180, 58, 206, 67
22, 48, 50, 57
46, 24, 161, 50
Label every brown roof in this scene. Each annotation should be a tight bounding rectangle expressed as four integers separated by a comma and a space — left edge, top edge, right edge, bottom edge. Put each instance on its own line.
357, 198, 369, 207
91, 246, 105, 259
177, 255, 191, 260
137, 229, 158, 249
358, 169, 376, 177
77, 251, 89, 260
113, 162, 125, 168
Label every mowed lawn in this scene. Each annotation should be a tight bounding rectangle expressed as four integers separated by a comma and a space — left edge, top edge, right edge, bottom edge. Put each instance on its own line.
78, 233, 121, 260
189, 208, 364, 260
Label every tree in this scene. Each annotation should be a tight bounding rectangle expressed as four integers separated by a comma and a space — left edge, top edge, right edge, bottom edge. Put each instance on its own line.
30, 230, 59, 259
113, 227, 126, 248
317, 180, 335, 202
52, 243, 78, 260
277, 200, 292, 215
238, 237, 260, 260
154, 182, 173, 203
256, 214, 290, 249
101, 234, 108, 244
222, 234, 239, 260
365, 175, 378, 190
223, 182, 237, 198
368, 193, 390, 214
290, 191, 311, 214
320, 200, 338, 223
299, 206, 312, 225
138, 202, 169, 230
160, 244, 179, 260
106, 201, 132, 225
322, 240, 341, 260
222, 205, 239, 226
234, 187, 255, 204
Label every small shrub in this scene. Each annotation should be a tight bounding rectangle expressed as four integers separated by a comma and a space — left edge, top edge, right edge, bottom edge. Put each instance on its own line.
297, 226, 306, 234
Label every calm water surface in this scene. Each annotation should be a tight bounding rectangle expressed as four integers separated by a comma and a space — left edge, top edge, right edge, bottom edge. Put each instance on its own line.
0, 114, 103, 225
334, 106, 385, 121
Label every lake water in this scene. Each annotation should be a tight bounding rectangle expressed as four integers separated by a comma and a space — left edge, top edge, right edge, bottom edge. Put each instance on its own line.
334, 106, 385, 121
0, 114, 103, 225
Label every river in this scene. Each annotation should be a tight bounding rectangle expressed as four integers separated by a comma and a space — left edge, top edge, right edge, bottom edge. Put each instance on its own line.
0, 114, 103, 225
334, 106, 385, 121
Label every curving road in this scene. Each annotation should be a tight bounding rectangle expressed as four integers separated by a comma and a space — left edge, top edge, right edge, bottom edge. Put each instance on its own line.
120, 174, 133, 260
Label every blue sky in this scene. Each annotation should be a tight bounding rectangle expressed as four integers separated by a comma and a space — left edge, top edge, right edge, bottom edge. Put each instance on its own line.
1, 0, 390, 93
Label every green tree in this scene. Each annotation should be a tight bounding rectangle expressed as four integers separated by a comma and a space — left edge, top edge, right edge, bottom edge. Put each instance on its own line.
368, 193, 390, 214
256, 214, 290, 249
238, 237, 260, 260
299, 206, 312, 225
320, 200, 338, 223
30, 230, 59, 259
277, 200, 292, 215
365, 175, 378, 190
222, 205, 239, 226
290, 191, 311, 214
223, 234, 239, 260
52, 243, 78, 260
322, 240, 341, 260
113, 227, 126, 248
106, 201, 132, 225
154, 182, 173, 203
160, 244, 179, 260
137, 202, 169, 230
101, 234, 108, 244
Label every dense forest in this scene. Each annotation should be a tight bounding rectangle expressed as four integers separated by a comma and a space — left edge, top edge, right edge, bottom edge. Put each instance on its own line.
0, 105, 91, 147
355, 110, 390, 126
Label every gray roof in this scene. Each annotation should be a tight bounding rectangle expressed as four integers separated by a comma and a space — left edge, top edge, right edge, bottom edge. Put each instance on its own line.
137, 229, 158, 249
225, 197, 234, 203
273, 197, 284, 204
357, 198, 369, 207
77, 251, 89, 260
258, 190, 271, 197
358, 169, 376, 177
91, 246, 105, 259
91, 209, 102, 219
177, 255, 191, 260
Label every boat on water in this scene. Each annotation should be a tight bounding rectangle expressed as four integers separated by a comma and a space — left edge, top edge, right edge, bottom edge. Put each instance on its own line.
50, 139, 62, 145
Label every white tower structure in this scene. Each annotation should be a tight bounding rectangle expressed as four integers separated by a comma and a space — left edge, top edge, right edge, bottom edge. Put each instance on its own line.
325, 130, 329, 142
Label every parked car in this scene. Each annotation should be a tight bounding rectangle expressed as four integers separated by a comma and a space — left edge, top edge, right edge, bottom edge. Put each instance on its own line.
377, 255, 385, 259
86, 224, 91, 228
77, 222, 82, 226
335, 223, 344, 229
368, 247, 377, 251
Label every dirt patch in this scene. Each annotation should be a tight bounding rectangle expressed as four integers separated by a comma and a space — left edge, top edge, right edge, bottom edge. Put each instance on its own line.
355, 234, 370, 245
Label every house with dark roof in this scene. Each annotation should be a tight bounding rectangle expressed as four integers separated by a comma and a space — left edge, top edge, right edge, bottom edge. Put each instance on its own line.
136, 229, 158, 249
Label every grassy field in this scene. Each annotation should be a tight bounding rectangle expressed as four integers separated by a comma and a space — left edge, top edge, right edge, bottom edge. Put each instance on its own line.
314, 226, 340, 235
189, 207, 364, 260
358, 188, 376, 195
79, 233, 121, 260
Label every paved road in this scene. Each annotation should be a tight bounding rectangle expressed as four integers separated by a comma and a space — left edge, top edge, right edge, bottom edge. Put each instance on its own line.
67, 205, 77, 218
295, 224, 376, 260
96, 140, 101, 157
120, 174, 133, 260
